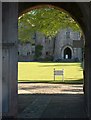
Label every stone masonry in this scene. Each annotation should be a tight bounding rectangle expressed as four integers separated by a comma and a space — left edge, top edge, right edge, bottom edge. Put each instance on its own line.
18, 27, 83, 62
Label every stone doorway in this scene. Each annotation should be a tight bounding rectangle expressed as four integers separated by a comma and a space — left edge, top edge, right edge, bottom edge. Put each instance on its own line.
64, 47, 72, 59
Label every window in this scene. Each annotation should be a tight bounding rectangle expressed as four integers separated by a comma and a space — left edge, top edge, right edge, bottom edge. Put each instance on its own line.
66, 31, 70, 39
32, 51, 35, 54
27, 52, 30, 55
33, 33, 36, 39
46, 52, 48, 55
45, 36, 47, 43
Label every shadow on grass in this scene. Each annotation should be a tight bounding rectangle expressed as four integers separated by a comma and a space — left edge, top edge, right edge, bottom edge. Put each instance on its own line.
38, 61, 81, 63
39, 64, 82, 67
18, 79, 83, 84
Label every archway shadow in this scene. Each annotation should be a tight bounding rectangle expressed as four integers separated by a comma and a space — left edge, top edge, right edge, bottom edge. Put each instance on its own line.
18, 79, 83, 84
17, 80, 87, 119
17, 93, 88, 119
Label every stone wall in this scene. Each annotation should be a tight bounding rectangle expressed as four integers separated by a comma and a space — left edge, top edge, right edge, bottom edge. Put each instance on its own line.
18, 43, 35, 61
18, 28, 83, 62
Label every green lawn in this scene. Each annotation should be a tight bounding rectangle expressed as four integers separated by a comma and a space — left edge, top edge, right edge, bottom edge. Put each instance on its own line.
18, 62, 83, 84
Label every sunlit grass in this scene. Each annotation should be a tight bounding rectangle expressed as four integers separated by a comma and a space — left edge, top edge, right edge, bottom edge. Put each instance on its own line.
18, 62, 83, 83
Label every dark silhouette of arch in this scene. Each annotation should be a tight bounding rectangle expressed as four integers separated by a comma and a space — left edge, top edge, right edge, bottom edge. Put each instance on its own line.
64, 47, 72, 59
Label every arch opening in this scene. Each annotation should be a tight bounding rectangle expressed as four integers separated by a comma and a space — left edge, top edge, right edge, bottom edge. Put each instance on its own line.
18, 4, 84, 92
64, 47, 72, 59
17, 3, 86, 119
18, 3, 85, 98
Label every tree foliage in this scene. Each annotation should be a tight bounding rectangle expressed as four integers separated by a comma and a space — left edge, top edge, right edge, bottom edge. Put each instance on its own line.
18, 6, 81, 43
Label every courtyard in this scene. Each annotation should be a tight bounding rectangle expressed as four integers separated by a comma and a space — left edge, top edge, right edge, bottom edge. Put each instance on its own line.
17, 62, 86, 119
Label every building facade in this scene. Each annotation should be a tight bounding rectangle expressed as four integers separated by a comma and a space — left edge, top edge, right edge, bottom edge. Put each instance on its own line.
18, 27, 83, 62
54, 28, 82, 61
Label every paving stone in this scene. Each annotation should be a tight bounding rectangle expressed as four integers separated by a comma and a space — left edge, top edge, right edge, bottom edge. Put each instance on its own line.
17, 83, 88, 119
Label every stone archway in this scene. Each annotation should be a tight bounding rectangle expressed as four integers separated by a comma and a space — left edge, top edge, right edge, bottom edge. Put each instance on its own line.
2, 2, 91, 119
61, 45, 73, 60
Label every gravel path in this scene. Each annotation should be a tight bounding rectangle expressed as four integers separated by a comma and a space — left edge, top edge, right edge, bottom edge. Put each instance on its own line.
18, 83, 83, 94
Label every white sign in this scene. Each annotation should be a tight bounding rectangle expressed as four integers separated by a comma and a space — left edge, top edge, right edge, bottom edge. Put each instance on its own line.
54, 68, 64, 81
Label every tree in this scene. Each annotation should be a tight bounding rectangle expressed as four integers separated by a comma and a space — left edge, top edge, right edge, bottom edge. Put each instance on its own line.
18, 6, 81, 43
35, 44, 43, 60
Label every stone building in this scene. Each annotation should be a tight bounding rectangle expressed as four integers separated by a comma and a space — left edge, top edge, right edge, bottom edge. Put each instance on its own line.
54, 27, 83, 61
18, 27, 83, 62
18, 42, 35, 61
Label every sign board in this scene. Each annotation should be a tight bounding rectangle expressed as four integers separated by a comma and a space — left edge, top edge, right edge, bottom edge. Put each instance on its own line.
54, 70, 64, 75
54, 68, 64, 81
73, 40, 84, 48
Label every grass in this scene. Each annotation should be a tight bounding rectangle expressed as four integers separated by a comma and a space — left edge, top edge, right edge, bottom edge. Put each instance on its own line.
18, 62, 83, 84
